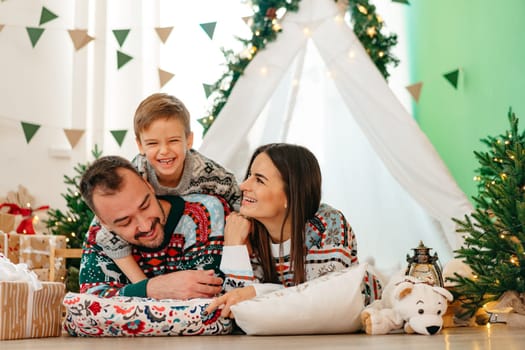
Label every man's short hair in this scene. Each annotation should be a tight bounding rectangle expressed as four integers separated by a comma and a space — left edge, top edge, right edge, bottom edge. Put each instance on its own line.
80, 155, 139, 213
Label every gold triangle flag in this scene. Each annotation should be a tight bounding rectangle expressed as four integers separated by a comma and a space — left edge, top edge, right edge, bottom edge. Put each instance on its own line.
63, 129, 85, 148
0, 24, 5, 32
158, 68, 174, 88
242, 16, 252, 26
68, 29, 94, 50
155, 27, 173, 44
406, 82, 423, 102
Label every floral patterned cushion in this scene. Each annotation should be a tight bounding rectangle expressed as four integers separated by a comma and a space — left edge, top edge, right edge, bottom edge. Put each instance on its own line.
63, 292, 233, 337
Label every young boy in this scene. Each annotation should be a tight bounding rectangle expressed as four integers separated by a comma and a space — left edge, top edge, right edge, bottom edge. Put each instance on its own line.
95, 93, 241, 283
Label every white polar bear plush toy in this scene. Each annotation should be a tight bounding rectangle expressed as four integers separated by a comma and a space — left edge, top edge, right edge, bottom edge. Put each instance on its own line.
361, 275, 453, 335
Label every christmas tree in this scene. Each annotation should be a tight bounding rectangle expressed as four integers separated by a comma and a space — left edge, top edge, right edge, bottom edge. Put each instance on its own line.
46, 145, 102, 291
451, 109, 525, 317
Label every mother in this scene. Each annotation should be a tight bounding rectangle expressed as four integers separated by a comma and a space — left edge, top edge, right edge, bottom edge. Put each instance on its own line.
206, 143, 382, 317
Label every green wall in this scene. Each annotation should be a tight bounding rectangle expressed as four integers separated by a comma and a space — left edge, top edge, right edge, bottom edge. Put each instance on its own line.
406, 0, 525, 201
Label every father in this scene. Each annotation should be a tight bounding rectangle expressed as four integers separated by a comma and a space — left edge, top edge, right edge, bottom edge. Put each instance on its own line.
78, 155, 229, 299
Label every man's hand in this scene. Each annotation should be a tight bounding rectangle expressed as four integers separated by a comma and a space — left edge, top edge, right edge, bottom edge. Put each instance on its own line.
204, 286, 256, 318
146, 270, 223, 300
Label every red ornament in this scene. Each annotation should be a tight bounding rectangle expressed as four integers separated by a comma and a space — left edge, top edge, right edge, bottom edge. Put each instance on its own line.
266, 7, 277, 19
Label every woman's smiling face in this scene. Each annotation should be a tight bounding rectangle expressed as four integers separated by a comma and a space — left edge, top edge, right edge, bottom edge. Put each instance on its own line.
239, 152, 288, 227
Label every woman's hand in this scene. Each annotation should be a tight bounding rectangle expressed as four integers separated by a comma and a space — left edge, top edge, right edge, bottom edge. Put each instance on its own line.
223, 212, 252, 246
204, 286, 256, 318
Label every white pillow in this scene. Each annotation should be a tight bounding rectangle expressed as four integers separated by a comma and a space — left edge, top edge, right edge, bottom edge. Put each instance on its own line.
231, 263, 368, 335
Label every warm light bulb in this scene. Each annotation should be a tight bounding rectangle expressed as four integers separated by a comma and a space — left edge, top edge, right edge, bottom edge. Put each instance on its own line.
366, 27, 376, 37
378, 51, 384, 57
71, 232, 76, 237
303, 27, 311, 36
376, 15, 383, 23
357, 4, 368, 14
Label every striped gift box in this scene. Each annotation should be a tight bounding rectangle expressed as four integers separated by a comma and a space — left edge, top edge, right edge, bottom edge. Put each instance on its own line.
0, 281, 65, 340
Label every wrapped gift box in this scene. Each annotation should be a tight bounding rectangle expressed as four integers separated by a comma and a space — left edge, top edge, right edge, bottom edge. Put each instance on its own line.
0, 213, 16, 233
0, 231, 20, 264
18, 235, 66, 281
0, 281, 65, 340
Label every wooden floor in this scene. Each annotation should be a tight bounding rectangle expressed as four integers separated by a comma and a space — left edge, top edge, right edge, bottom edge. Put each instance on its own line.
2, 325, 523, 350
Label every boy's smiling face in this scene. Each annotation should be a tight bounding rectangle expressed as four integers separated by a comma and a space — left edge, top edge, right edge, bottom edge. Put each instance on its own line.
137, 117, 193, 187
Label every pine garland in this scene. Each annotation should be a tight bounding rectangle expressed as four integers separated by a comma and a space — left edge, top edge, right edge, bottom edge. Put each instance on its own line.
198, 0, 399, 134
450, 109, 525, 317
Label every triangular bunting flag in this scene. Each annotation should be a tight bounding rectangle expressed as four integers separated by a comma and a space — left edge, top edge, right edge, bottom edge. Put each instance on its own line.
110, 130, 128, 147
155, 27, 173, 44
158, 68, 174, 88
392, 0, 410, 4
113, 29, 130, 47
21, 122, 41, 143
200, 22, 217, 40
202, 83, 215, 98
406, 82, 423, 102
443, 69, 460, 89
0, 24, 5, 32
242, 16, 252, 26
26, 27, 45, 48
116, 50, 133, 69
63, 129, 85, 148
68, 29, 94, 50
39, 6, 58, 25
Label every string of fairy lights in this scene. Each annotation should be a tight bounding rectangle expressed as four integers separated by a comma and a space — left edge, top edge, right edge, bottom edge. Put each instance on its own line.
198, 0, 400, 134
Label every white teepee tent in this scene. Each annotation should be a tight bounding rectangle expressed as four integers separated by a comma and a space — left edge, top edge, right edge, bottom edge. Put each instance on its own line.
199, 0, 473, 271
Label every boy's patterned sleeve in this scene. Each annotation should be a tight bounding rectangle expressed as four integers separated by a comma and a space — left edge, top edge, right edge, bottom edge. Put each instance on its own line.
78, 219, 147, 298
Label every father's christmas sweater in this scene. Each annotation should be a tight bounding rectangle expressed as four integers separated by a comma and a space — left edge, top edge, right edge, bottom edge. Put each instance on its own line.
79, 194, 230, 298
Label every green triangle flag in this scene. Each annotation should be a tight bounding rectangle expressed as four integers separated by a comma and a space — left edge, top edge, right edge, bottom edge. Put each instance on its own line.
39, 7, 58, 25
21, 122, 41, 143
116, 50, 133, 69
26, 27, 45, 48
203, 83, 215, 98
110, 130, 128, 146
200, 22, 216, 40
443, 69, 460, 89
392, 0, 410, 4
113, 29, 130, 47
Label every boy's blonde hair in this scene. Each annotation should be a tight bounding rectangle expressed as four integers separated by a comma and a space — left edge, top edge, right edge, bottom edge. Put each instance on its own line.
134, 93, 191, 139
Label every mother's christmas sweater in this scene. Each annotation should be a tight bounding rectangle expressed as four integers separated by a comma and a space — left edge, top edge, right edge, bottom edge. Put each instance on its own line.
79, 194, 230, 298
220, 203, 383, 305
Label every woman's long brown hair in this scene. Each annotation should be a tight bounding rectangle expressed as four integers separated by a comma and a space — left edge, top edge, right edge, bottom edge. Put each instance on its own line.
245, 143, 321, 285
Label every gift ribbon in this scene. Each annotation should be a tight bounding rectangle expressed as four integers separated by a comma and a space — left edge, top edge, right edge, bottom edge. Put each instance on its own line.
0, 203, 49, 234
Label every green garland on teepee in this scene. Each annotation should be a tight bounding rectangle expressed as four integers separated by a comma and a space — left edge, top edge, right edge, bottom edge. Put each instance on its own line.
46, 145, 102, 291
198, 0, 399, 135
449, 109, 525, 317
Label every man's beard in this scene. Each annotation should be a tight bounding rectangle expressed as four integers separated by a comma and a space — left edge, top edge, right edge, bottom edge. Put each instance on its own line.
133, 198, 167, 248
